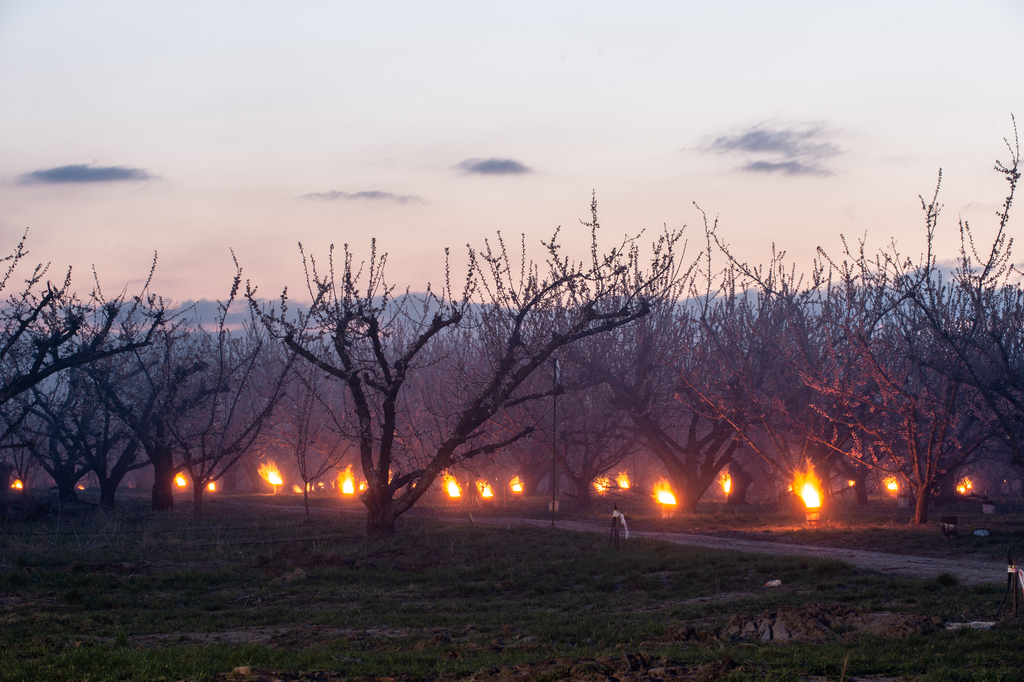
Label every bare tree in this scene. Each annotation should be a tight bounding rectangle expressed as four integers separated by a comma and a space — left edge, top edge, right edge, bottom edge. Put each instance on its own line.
273, 360, 348, 518
0, 232, 164, 408
251, 199, 683, 536
900, 122, 1024, 466
29, 369, 144, 509
89, 323, 210, 511
170, 278, 293, 517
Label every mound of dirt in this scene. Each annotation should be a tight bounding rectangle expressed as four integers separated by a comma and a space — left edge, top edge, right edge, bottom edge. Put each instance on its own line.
721, 603, 937, 642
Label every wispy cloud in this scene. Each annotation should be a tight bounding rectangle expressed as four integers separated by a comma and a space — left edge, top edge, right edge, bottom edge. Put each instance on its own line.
457, 158, 532, 175
302, 190, 423, 204
19, 164, 153, 184
702, 124, 840, 176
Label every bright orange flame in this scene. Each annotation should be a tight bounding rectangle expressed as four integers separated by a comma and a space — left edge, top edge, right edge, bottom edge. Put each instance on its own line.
444, 473, 461, 498
593, 476, 611, 494
653, 478, 676, 505
956, 477, 973, 494
338, 465, 356, 495
12, 479, 23, 490
207, 482, 216, 492
792, 461, 822, 509
258, 461, 283, 488
884, 477, 899, 493
616, 473, 630, 489
175, 474, 187, 488
720, 474, 732, 494
510, 476, 523, 493
847, 480, 856, 487
477, 481, 493, 498
292, 485, 302, 493
358, 481, 366, 491
76, 484, 85, 490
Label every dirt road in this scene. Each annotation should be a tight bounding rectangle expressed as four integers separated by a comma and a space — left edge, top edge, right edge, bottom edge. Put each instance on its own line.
473, 516, 1004, 586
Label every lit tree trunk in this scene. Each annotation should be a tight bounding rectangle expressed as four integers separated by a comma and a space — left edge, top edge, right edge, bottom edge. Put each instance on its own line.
726, 463, 753, 506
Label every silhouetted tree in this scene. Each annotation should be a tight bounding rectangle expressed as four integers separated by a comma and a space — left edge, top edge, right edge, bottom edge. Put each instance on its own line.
0, 232, 163, 408
251, 198, 683, 536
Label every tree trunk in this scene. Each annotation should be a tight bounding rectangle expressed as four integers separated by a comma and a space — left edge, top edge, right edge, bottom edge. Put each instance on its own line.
55, 480, 79, 504
913, 483, 931, 525
574, 478, 592, 508
193, 484, 205, 517
303, 487, 310, 519
99, 480, 118, 510
366, 499, 398, 537
151, 448, 175, 511
851, 465, 868, 505
726, 467, 753, 506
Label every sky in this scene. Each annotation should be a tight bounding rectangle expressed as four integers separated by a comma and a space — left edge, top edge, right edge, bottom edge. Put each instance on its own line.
1, 1, 1022, 306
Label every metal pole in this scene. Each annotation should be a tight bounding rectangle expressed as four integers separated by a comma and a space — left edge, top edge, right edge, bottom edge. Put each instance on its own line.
551, 357, 559, 528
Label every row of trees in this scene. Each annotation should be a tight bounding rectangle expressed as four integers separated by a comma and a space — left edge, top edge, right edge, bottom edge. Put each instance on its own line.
532, 127, 1022, 525
2, 128, 1021, 532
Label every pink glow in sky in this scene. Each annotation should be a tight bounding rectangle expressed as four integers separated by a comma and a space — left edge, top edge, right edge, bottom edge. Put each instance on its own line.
1, 1, 1022, 303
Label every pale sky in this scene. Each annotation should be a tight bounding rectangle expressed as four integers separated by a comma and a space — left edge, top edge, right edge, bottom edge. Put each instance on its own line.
1, 1, 1022, 304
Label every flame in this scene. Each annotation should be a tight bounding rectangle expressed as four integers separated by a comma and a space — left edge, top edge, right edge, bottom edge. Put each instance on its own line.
444, 473, 461, 498
359, 481, 366, 491
76, 484, 85, 490
957, 477, 973, 494
338, 465, 356, 495
292, 485, 302, 493
593, 476, 611, 494
175, 474, 187, 488
207, 481, 216, 492
847, 480, 856, 487
258, 461, 283, 488
477, 481, 493, 498
884, 477, 899, 493
653, 478, 676, 505
720, 474, 732, 494
12, 479, 23, 490
510, 476, 523, 493
792, 461, 822, 509
616, 473, 630, 489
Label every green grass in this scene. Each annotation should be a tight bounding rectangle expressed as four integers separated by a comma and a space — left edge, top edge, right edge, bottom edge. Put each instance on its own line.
1, 494, 1023, 680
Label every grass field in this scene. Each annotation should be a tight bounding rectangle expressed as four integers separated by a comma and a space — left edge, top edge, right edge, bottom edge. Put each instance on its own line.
1, 491, 1023, 681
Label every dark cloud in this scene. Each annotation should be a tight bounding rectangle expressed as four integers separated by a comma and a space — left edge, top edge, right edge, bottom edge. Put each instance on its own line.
20, 164, 153, 184
457, 158, 532, 175
702, 124, 840, 176
302, 190, 423, 204
741, 160, 829, 176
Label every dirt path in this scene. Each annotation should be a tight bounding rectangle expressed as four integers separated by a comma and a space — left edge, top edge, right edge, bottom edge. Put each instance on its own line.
473, 516, 1004, 586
